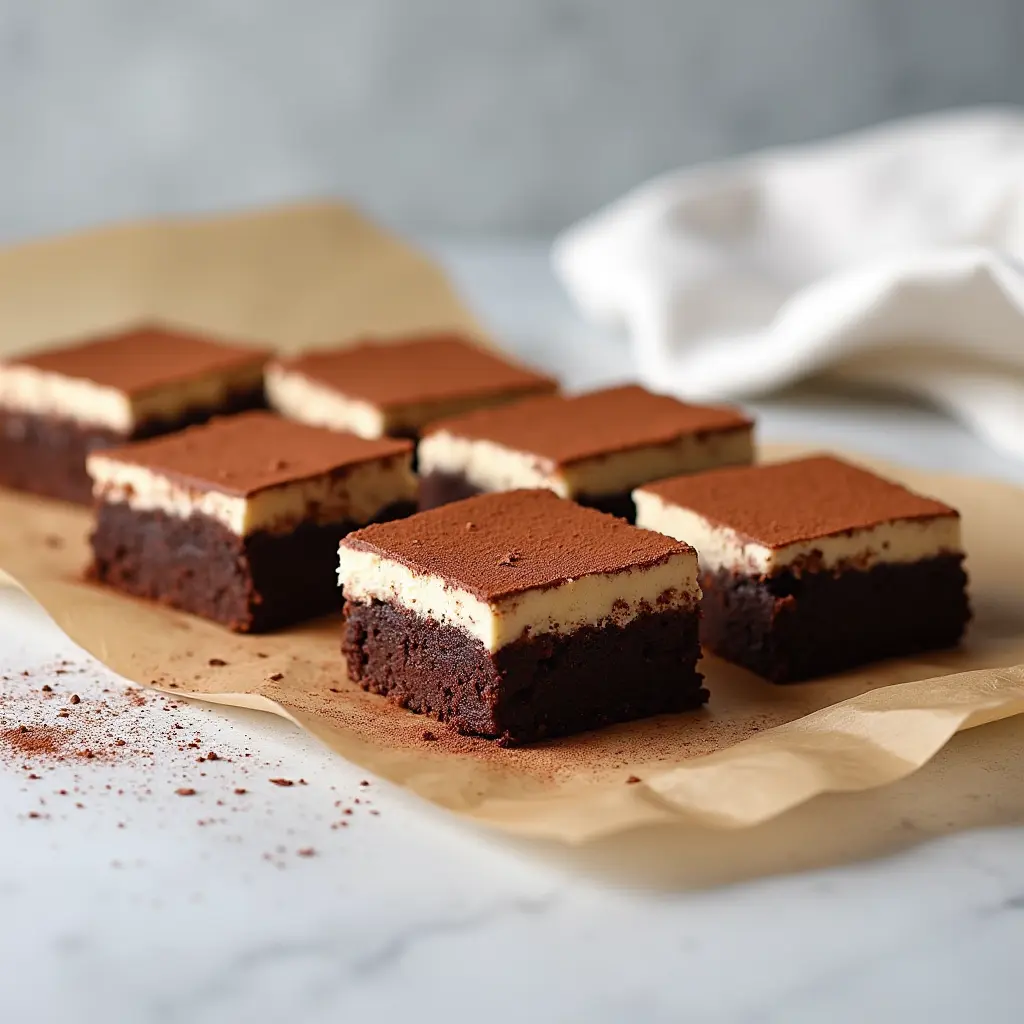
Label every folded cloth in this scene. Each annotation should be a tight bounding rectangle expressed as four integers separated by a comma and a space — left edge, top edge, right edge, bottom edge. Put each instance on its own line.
553, 108, 1024, 459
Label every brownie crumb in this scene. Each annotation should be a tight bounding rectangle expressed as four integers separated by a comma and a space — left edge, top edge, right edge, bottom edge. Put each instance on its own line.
359, 780, 370, 787
41, 685, 52, 693
625, 775, 642, 785
297, 847, 315, 857
234, 788, 247, 795
256, 653, 269, 659
268, 673, 283, 682
69, 694, 81, 705
208, 658, 228, 667
498, 550, 521, 566
175, 787, 197, 797
269, 778, 294, 787
421, 730, 438, 742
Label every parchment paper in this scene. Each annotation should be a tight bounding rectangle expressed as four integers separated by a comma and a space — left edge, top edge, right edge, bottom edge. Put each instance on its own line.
1, 203, 1023, 845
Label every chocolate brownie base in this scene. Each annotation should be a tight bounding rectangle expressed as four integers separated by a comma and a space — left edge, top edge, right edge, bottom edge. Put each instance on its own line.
89, 499, 414, 633
700, 554, 971, 683
341, 599, 707, 744
417, 470, 638, 522
0, 386, 266, 505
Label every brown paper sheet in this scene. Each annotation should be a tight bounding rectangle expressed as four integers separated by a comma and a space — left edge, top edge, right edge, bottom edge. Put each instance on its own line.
2, 203, 1024, 846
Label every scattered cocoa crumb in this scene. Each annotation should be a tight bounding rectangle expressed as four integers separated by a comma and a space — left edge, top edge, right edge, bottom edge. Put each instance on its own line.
498, 550, 521, 566
175, 788, 196, 797
268, 673, 283, 682
208, 658, 227, 667
269, 459, 289, 471
297, 847, 315, 857
26, 773, 41, 781
269, 778, 294, 787
41, 685, 52, 693
234, 788, 247, 795
328, 688, 342, 693
465, 522, 476, 531
421, 730, 438, 742
69, 694, 81, 705
359, 780, 370, 787
625, 775, 642, 785
27, 811, 44, 819
205, 751, 220, 761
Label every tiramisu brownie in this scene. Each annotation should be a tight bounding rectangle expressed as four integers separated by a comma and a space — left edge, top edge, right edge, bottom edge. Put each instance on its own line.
338, 489, 707, 744
0, 324, 268, 504
88, 412, 416, 632
634, 455, 970, 683
265, 333, 557, 440
417, 385, 753, 521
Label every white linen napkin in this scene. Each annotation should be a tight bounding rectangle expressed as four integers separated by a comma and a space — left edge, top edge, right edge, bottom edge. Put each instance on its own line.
552, 108, 1024, 459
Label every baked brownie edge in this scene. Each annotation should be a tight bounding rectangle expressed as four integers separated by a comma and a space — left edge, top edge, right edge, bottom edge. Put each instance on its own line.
700, 555, 971, 683
0, 386, 266, 506
89, 499, 414, 632
342, 598, 706, 744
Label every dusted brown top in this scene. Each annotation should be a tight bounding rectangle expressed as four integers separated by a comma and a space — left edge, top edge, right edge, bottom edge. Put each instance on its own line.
341, 488, 694, 602
639, 455, 959, 547
9, 324, 268, 395
273, 334, 556, 409
93, 411, 411, 496
425, 385, 752, 465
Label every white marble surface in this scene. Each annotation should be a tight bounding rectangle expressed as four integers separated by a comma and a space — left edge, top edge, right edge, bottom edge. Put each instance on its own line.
3, 241, 1024, 1024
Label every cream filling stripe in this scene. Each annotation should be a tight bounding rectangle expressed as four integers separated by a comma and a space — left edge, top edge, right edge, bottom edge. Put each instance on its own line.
633, 489, 962, 575
87, 454, 416, 536
418, 427, 753, 498
337, 546, 700, 652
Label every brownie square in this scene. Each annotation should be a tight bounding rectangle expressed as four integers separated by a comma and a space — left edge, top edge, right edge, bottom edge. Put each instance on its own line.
417, 385, 753, 521
265, 333, 557, 440
87, 412, 417, 632
0, 323, 269, 504
338, 489, 707, 744
634, 455, 971, 682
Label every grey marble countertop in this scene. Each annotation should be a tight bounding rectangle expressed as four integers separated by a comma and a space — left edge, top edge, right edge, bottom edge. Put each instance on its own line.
2, 239, 1023, 1024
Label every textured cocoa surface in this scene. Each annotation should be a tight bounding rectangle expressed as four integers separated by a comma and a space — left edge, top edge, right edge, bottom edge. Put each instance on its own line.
700, 555, 971, 683
89, 500, 415, 633
272, 334, 556, 410
343, 488, 692, 603
98, 410, 412, 497
641, 455, 958, 547
341, 598, 706, 744
422, 384, 752, 466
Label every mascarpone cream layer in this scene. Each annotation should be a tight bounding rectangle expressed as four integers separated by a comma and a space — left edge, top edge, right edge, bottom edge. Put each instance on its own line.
418, 427, 753, 498
633, 489, 962, 575
0, 362, 264, 433
87, 454, 416, 536
337, 546, 700, 652
266, 364, 548, 439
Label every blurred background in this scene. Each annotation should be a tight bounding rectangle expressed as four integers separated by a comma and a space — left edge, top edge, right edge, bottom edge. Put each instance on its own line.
3, 0, 1024, 241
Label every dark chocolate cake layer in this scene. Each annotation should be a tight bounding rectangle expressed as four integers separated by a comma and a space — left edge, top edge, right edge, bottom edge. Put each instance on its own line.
0, 386, 266, 505
88, 500, 414, 632
342, 599, 707, 745
700, 555, 971, 683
